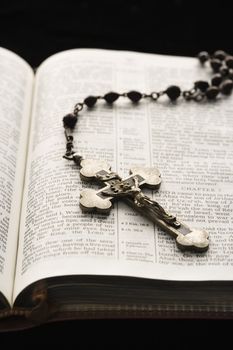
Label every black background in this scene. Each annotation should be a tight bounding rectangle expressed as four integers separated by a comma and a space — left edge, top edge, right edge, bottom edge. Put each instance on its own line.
0, 0, 233, 67
1, 0, 233, 343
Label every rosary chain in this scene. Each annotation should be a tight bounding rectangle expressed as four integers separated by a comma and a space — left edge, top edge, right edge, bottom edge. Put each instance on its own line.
63, 50, 233, 156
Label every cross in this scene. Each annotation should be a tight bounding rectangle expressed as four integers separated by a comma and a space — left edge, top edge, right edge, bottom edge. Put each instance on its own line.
64, 154, 209, 252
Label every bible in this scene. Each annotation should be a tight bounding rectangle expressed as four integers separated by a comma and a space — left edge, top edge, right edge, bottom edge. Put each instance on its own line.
0, 46, 233, 329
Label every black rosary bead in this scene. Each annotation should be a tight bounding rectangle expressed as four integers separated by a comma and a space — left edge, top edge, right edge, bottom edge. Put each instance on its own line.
127, 91, 142, 103
104, 92, 120, 104
84, 96, 98, 108
213, 50, 227, 61
205, 86, 219, 100
210, 59, 222, 72
197, 51, 209, 64
228, 69, 233, 80
220, 80, 233, 95
225, 56, 233, 69
219, 66, 229, 76
194, 80, 209, 92
63, 114, 78, 129
165, 85, 181, 101
211, 74, 222, 86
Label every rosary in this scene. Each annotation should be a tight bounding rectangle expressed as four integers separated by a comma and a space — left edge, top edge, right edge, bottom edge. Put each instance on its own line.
62, 50, 233, 253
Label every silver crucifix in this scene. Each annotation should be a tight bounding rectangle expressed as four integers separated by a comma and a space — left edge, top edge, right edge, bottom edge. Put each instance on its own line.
64, 153, 209, 252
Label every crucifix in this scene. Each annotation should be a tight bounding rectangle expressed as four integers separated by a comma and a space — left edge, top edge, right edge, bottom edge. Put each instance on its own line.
64, 153, 209, 252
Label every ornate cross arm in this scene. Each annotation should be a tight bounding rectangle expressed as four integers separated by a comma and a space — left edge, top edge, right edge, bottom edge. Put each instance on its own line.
65, 153, 209, 252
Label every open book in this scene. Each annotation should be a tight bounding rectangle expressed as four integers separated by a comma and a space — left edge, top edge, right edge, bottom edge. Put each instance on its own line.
0, 46, 233, 328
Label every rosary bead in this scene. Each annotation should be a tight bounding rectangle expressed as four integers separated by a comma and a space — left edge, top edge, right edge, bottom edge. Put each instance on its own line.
205, 86, 219, 100
225, 56, 233, 69
104, 92, 120, 104
211, 74, 222, 86
219, 66, 229, 76
220, 79, 233, 95
213, 50, 227, 61
127, 91, 142, 103
63, 114, 77, 129
84, 96, 98, 108
165, 85, 181, 101
194, 80, 209, 92
197, 51, 209, 64
210, 58, 222, 72
228, 69, 233, 80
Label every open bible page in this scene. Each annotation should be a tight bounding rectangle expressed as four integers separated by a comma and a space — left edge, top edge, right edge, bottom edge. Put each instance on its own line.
0, 48, 34, 305
14, 49, 233, 300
